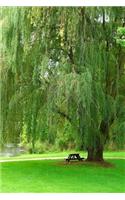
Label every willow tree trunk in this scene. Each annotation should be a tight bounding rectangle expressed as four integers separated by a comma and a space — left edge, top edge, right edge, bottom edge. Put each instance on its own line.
86, 146, 104, 161
86, 136, 104, 161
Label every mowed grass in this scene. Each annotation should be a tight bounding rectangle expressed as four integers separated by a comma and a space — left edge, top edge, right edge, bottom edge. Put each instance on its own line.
0, 151, 125, 160
0, 159, 125, 193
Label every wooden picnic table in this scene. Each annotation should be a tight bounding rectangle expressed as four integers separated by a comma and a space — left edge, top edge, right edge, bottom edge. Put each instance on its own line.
66, 153, 84, 162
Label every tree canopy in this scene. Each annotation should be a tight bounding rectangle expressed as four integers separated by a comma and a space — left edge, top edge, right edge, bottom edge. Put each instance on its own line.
1, 7, 125, 161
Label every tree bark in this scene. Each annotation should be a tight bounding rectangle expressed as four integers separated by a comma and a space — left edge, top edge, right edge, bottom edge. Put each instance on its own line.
86, 146, 104, 161
86, 147, 94, 161
86, 135, 104, 162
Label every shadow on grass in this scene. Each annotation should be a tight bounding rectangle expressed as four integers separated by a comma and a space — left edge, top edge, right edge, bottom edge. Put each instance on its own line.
57, 160, 114, 168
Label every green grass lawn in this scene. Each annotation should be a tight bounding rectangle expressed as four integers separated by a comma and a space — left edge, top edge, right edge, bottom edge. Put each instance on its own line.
0, 159, 125, 193
0, 151, 125, 160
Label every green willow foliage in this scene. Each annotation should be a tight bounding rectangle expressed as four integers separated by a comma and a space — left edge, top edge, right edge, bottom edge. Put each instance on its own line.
116, 27, 125, 47
1, 7, 125, 160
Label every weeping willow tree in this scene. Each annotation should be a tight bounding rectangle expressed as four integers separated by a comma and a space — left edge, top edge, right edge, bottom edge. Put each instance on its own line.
1, 7, 125, 161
